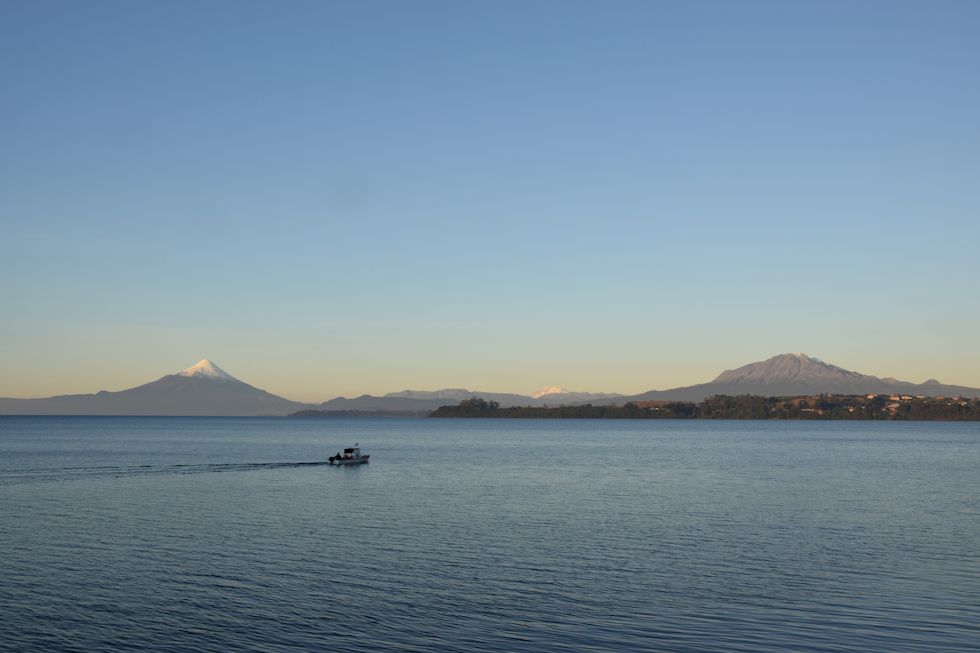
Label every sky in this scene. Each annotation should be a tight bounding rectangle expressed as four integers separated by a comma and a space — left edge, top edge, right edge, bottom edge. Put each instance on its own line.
1, 0, 979, 402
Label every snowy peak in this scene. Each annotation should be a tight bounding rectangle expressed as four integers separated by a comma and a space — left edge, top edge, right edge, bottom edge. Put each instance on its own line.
531, 386, 569, 399
177, 359, 237, 381
530, 387, 624, 403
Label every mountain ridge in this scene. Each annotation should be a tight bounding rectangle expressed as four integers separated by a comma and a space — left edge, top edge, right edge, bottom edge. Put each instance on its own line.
1, 353, 977, 415
612, 353, 980, 404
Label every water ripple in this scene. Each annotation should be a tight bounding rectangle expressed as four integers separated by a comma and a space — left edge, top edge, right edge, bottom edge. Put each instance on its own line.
1, 418, 978, 652
0, 461, 332, 485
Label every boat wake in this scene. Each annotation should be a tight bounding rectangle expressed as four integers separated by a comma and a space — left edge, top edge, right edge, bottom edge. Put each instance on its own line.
0, 461, 332, 486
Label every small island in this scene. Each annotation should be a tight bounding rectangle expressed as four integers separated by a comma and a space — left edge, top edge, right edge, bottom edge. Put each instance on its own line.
430, 395, 980, 420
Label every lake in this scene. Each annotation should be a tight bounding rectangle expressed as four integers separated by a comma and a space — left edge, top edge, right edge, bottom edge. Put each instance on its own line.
1, 417, 977, 652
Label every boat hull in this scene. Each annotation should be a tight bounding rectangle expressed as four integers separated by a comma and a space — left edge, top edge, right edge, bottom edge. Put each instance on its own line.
329, 456, 369, 465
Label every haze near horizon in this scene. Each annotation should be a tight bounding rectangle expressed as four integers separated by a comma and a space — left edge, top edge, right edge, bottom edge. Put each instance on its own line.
2, 1, 978, 402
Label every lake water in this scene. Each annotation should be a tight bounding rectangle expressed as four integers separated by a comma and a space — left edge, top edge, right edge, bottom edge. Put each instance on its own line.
1, 417, 977, 652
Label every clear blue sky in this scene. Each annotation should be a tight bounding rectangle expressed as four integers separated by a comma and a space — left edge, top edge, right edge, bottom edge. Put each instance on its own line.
2, 0, 978, 401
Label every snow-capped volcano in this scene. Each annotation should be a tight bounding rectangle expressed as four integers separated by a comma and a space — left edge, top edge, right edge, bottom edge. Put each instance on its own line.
0, 358, 314, 415
178, 359, 237, 381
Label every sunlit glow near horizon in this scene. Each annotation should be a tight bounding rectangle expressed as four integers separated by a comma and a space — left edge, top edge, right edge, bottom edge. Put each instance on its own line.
1, 1, 978, 401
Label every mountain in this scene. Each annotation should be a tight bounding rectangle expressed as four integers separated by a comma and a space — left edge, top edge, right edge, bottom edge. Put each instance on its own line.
318, 394, 461, 413
531, 386, 568, 399
383, 388, 538, 405
320, 389, 535, 413
321, 387, 625, 412
615, 353, 980, 403
177, 359, 238, 381
530, 387, 624, 403
0, 359, 314, 416
4, 353, 975, 416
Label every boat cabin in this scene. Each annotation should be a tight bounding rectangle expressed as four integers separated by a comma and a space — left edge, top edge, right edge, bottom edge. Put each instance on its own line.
329, 443, 369, 464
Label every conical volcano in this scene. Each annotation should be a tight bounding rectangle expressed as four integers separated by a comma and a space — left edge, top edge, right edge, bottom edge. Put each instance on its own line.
0, 360, 314, 415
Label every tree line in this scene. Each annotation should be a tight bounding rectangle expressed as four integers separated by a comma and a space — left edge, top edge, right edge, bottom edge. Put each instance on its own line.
430, 395, 980, 420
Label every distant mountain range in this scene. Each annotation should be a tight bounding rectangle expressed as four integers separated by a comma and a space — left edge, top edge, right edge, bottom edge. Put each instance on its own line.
1, 354, 977, 416
314, 388, 622, 413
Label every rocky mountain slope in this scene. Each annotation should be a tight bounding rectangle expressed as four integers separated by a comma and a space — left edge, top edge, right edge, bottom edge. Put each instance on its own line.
618, 353, 980, 403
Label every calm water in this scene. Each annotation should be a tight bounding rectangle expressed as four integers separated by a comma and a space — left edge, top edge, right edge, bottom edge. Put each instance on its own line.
1, 417, 977, 652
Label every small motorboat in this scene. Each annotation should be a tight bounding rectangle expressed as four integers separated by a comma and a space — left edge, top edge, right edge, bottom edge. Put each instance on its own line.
328, 444, 370, 465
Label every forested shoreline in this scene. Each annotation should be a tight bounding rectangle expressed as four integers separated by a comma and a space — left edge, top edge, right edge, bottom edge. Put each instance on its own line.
430, 395, 980, 420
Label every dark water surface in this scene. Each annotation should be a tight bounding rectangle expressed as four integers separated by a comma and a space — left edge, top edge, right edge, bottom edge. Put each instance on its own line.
1, 417, 977, 652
